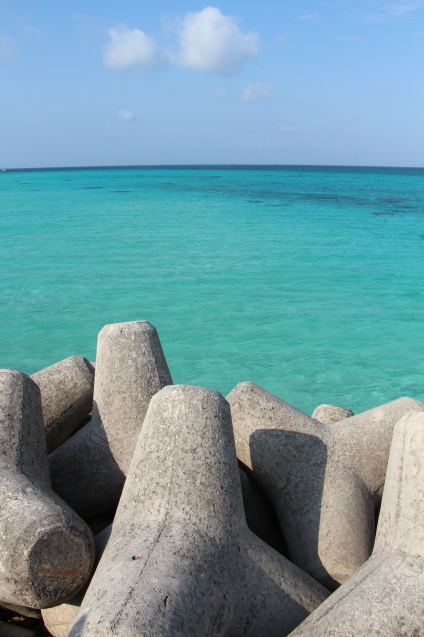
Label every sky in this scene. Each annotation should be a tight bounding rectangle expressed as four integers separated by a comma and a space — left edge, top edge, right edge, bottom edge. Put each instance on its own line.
1, 0, 423, 168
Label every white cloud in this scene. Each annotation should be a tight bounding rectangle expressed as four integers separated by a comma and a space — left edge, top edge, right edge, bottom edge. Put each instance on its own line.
118, 109, 136, 120
23, 26, 42, 37
242, 82, 271, 101
176, 7, 259, 74
74, 13, 106, 43
104, 27, 163, 71
386, 0, 424, 16
214, 88, 229, 99
298, 13, 321, 21
357, 0, 424, 21
280, 124, 296, 132
378, 80, 394, 89
0, 36, 17, 60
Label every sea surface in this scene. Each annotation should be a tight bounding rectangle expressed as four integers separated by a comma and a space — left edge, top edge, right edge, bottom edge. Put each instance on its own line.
1, 165, 423, 415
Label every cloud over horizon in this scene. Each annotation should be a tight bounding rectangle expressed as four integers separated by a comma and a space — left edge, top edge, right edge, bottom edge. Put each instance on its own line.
23, 25, 43, 37
176, 7, 259, 74
357, 0, 424, 21
214, 88, 229, 99
104, 27, 163, 71
386, 0, 424, 16
0, 35, 17, 60
118, 109, 136, 120
242, 82, 272, 101
103, 7, 259, 75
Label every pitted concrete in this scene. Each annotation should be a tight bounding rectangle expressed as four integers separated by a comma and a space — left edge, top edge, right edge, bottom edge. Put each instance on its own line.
311, 403, 354, 424
70, 386, 328, 637
45, 474, 290, 637
31, 356, 95, 453
42, 526, 112, 637
227, 382, 424, 589
49, 321, 172, 518
289, 410, 424, 636
0, 370, 95, 610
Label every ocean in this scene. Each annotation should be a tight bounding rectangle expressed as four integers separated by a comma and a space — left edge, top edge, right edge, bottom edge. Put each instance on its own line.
1, 165, 423, 415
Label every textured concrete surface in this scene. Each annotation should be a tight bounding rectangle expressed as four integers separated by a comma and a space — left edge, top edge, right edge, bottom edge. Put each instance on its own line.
289, 410, 424, 636
311, 404, 354, 424
227, 382, 424, 589
70, 385, 328, 637
0, 370, 95, 609
49, 321, 172, 518
31, 356, 95, 453
42, 527, 112, 637
239, 466, 289, 557
45, 471, 290, 637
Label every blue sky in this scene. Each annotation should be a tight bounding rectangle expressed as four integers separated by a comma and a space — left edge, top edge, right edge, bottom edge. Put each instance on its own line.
1, 0, 423, 167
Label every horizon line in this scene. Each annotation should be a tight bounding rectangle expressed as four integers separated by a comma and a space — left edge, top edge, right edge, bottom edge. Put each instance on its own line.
1, 162, 424, 174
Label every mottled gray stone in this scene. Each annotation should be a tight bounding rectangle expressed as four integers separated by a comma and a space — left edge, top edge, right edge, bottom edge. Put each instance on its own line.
239, 466, 289, 557
311, 403, 354, 424
31, 356, 95, 453
70, 385, 329, 637
42, 526, 112, 637
0, 370, 95, 609
289, 410, 424, 636
49, 321, 172, 518
227, 382, 424, 589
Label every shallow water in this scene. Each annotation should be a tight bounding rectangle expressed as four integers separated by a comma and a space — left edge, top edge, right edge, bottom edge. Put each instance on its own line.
1, 165, 423, 414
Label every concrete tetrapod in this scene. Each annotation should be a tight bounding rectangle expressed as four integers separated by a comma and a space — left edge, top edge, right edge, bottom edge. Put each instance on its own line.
289, 410, 424, 636
311, 404, 354, 424
42, 526, 112, 637
227, 382, 424, 589
44, 469, 291, 637
70, 385, 329, 637
0, 370, 95, 609
31, 356, 95, 453
49, 321, 172, 518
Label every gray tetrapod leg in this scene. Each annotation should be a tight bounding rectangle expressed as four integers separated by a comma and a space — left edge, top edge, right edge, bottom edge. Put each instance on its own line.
31, 356, 95, 453
289, 409, 424, 636
42, 526, 112, 637
49, 321, 172, 518
0, 370, 95, 609
227, 381, 424, 589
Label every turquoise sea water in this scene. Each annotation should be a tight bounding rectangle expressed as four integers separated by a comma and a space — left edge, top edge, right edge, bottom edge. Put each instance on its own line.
1, 165, 423, 415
